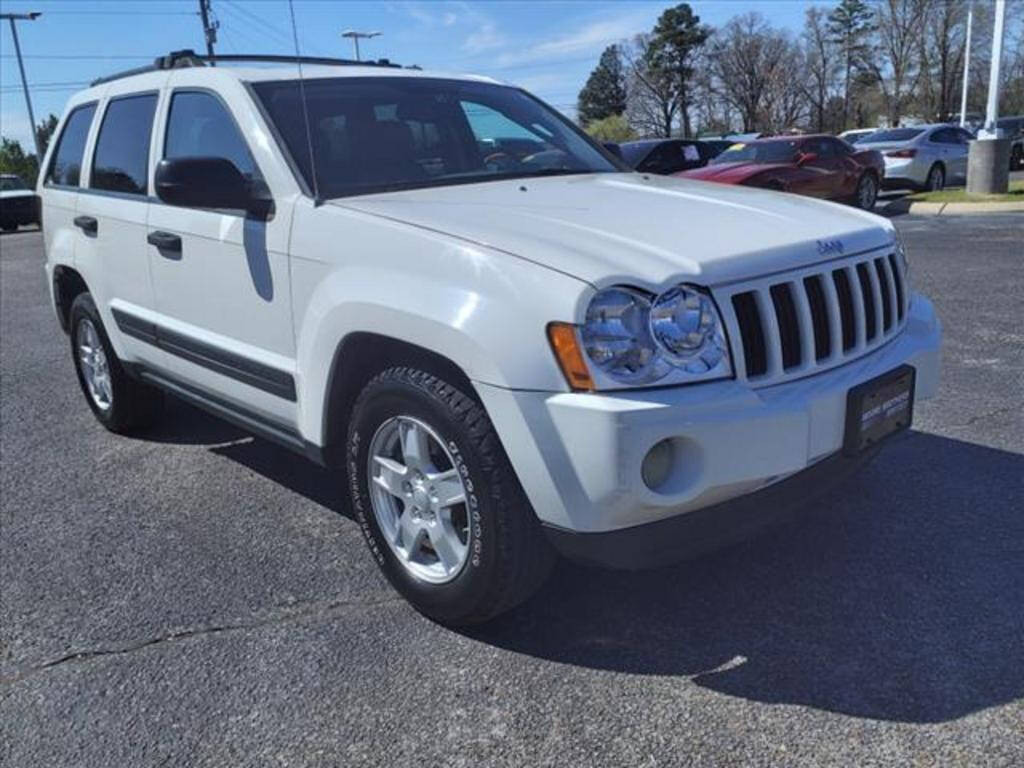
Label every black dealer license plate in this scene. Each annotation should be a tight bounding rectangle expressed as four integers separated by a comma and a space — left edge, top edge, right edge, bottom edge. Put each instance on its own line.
843, 365, 915, 455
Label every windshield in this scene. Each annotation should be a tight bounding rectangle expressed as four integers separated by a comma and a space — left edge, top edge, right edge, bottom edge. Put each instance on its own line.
709, 140, 799, 166
252, 77, 620, 198
863, 128, 924, 143
0, 175, 28, 191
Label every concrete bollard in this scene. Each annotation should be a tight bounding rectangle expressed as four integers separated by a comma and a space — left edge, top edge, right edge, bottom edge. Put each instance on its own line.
967, 139, 1011, 195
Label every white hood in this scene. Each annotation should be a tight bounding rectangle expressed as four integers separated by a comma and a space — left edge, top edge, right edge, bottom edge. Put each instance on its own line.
334, 173, 894, 289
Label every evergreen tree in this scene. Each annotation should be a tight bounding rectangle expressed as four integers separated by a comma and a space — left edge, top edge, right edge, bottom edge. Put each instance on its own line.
577, 45, 627, 125
828, 0, 875, 129
648, 3, 710, 137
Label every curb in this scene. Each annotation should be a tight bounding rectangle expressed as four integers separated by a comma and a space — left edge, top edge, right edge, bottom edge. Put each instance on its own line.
883, 199, 1024, 216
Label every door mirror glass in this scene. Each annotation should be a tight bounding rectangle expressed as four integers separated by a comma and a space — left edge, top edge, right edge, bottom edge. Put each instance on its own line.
155, 156, 254, 211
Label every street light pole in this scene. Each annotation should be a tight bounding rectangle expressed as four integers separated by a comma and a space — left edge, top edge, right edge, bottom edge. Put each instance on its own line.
978, 0, 1006, 139
959, 4, 973, 128
967, 0, 1009, 195
1, 12, 43, 161
341, 30, 381, 62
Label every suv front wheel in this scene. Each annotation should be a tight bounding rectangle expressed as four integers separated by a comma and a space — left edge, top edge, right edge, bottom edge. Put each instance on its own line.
69, 293, 163, 433
347, 366, 554, 625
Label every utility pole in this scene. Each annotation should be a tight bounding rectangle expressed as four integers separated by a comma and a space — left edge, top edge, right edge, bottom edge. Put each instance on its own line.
966, 0, 1009, 195
198, 0, 217, 63
341, 30, 380, 61
959, 4, 973, 127
1, 12, 43, 161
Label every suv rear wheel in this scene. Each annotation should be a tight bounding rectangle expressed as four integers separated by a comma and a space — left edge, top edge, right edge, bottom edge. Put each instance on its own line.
69, 293, 163, 433
347, 366, 554, 625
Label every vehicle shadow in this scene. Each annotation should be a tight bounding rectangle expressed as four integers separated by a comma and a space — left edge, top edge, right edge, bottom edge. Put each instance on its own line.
466, 431, 1024, 724
140, 402, 1024, 723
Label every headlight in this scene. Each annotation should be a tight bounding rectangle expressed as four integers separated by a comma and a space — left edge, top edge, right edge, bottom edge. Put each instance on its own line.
649, 286, 728, 373
581, 287, 668, 384
581, 284, 731, 387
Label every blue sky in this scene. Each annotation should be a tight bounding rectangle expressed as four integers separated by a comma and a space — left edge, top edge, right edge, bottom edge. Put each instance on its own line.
1, 1, 814, 150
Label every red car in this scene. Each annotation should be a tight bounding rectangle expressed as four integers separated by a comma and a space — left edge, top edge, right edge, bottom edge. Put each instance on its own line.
676, 135, 884, 211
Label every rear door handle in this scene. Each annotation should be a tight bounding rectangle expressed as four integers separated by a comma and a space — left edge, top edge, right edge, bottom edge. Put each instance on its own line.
73, 215, 98, 235
147, 230, 182, 255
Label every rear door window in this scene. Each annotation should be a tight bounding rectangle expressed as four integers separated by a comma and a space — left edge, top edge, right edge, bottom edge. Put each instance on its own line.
46, 103, 97, 187
91, 93, 158, 195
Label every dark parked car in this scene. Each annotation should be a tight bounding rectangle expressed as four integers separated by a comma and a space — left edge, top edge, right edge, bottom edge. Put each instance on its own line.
618, 139, 727, 175
677, 134, 885, 210
996, 116, 1024, 169
0, 174, 39, 232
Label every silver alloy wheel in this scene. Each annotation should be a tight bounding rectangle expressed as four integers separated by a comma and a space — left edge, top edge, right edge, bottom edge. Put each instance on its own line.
927, 166, 944, 191
858, 174, 877, 209
367, 415, 470, 584
77, 318, 113, 411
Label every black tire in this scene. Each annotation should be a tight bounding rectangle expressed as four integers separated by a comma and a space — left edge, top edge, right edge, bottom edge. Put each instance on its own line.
854, 172, 878, 210
923, 163, 945, 192
347, 366, 555, 625
1, 221, 16, 233
69, 293, 163, 433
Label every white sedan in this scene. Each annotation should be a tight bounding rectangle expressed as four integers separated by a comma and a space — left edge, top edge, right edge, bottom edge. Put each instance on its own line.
858, 124, 973, 191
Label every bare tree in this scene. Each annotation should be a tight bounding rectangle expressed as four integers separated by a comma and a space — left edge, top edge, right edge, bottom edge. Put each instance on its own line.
762, 39, 809, 133
623, 33, 679, 137
869, 0, 929, 127
917, 0, 968, 122
803, 6, 840, 132
709, 13, 792, 132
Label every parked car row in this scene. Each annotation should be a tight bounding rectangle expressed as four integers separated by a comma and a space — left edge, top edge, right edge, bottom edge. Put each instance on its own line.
607, 114, 1024, 211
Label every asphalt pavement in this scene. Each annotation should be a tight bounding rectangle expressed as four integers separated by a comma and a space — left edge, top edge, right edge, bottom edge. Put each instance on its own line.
2, 215, 1022, 767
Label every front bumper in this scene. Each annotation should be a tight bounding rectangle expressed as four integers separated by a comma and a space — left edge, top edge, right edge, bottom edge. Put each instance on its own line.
545, 445, 880, 569
476, 293, 941, 550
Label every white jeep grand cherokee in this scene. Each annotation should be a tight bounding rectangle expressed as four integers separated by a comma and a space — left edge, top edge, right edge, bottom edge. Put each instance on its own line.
40, 52, 941, 624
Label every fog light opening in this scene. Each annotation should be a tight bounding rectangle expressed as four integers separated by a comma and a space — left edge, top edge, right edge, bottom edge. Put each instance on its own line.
642, 438, 676, 491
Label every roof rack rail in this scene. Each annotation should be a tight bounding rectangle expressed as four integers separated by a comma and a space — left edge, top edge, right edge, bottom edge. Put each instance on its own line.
90, 49, 407, 87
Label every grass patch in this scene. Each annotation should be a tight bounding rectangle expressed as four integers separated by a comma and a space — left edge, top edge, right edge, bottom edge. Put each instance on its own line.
907, 179, 1024, 203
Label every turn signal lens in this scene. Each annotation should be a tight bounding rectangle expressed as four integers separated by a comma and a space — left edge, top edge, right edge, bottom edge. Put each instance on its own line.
547, 323, 595, 392
886, 149, 917, 158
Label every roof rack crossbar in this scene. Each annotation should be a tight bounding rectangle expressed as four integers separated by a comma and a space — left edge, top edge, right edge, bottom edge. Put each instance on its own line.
90, 49, 406, 87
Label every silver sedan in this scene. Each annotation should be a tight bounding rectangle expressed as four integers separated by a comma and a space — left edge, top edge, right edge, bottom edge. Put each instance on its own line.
859, 124, 973, 191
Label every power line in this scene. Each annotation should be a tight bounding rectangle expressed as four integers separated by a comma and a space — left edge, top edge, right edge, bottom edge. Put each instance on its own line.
0, 54, 152, 60
29, 9, 195, 15
221, 0, 293, 48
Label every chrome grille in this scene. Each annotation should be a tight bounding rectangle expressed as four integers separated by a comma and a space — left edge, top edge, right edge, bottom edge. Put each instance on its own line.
716, 249, 909, 385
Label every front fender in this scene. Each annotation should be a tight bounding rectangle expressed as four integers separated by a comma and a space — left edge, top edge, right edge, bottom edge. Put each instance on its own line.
289, 203, 589, 445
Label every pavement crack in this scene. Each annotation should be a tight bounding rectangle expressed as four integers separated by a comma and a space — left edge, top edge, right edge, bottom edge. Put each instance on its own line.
1, 594, 404, 686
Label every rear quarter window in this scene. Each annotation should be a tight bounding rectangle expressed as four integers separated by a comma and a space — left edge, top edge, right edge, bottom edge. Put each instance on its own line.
46, 103, 97, 187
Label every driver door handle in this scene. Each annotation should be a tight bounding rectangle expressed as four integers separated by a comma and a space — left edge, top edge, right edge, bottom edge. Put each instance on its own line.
73, 215, 98, 234
147, 230, 182, 255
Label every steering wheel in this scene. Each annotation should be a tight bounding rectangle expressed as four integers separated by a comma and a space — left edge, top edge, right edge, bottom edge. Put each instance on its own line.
483, 151, 517, 172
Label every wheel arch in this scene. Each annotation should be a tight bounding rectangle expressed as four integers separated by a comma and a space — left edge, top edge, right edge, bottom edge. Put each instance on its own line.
51, 264, 90, 334
320, 331, 478, 465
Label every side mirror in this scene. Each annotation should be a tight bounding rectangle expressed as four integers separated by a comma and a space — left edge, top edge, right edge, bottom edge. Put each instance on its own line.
155, 156, 268, 214
797, 152, 818, 166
